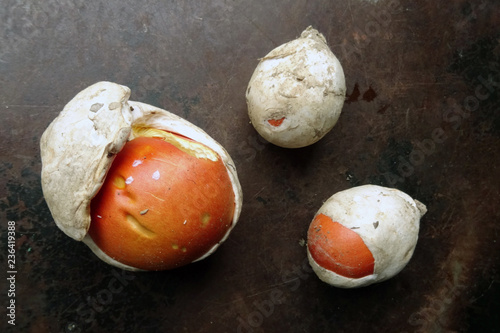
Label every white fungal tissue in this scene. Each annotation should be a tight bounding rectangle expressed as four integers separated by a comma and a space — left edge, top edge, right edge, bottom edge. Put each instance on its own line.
246, 26, 346, 148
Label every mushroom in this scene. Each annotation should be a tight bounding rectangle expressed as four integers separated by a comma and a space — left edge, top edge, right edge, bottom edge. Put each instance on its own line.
246, 26, 346, 148
40, 82, 243, 271
307, 185, 427, 288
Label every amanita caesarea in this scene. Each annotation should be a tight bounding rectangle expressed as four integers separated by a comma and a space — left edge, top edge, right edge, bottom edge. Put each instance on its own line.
40, 82, 243, 271
307, 185, 427, 288
246, 26, 346, 148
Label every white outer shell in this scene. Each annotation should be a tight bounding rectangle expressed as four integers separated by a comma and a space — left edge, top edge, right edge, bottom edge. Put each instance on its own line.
307, 185, 427, 288
40, 81, 243, 271
246, 26, 346, 148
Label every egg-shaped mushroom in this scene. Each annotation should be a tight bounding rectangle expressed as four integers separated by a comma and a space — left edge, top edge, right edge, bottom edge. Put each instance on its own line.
246, 26, 346, 148
307, 185, 427, 288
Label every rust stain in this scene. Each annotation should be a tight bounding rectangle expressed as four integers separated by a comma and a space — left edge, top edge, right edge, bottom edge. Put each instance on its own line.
377, 104, 390, 114
362, 86, 377, 102
345, 83, 360, 104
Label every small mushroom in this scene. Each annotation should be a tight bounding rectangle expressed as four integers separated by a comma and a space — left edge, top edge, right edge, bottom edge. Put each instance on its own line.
246, 26, 346, 148
307, 185, 427, 288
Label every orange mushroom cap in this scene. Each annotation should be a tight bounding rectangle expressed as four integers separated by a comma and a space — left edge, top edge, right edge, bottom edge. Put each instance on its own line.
89, 135, 235, 270
307, 213, 374, 278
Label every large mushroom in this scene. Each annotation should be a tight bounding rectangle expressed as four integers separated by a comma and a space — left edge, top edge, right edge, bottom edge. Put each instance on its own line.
40, 82, 243, 271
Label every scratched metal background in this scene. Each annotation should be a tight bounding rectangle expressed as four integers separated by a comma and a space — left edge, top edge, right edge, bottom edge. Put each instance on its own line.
1, 0, 499, 332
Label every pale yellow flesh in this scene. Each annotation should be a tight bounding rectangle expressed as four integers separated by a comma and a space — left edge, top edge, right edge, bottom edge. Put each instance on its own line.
132, 126, 219, 161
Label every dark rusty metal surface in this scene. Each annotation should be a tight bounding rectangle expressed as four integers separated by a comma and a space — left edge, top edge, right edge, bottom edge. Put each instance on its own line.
1, 0, 499, 332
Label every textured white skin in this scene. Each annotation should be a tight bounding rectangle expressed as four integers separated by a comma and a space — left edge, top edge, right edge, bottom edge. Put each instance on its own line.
246, 26, 346, 148
40, 82, 133, 241
307, 185, 427, 288
40, 82, 243, 271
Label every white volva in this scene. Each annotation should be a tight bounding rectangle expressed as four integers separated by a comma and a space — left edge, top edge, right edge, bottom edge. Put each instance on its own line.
246, 26, 346, 148
308, 185, 427, 288
40, 81, 243, 271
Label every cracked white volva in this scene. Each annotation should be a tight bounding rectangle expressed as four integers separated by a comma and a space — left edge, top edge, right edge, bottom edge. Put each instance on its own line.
308, 185, 427, 288
246, 26, 346, 148
40, 81, 243, 271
